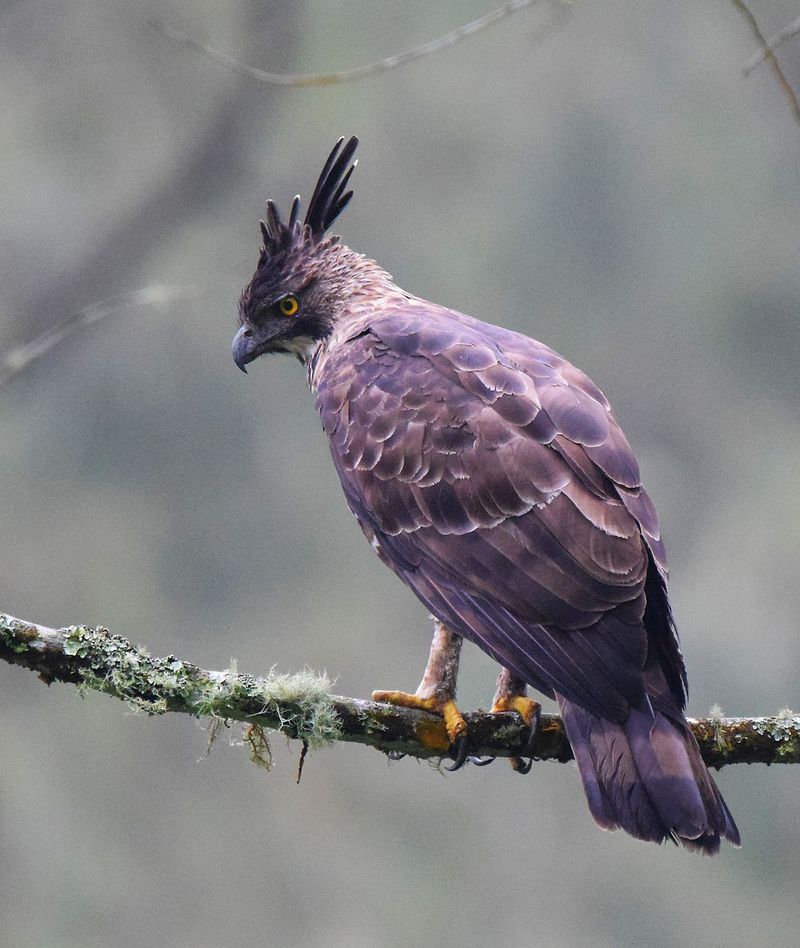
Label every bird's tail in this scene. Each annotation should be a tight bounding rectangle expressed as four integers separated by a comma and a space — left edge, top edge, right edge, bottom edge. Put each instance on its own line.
558, 696, 740, 854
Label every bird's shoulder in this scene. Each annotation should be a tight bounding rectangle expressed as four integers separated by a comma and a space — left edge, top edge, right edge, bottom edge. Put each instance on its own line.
317, 300, 599, 437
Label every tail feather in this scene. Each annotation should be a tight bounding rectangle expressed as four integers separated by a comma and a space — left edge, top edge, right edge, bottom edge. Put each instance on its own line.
558, 695, 740, 854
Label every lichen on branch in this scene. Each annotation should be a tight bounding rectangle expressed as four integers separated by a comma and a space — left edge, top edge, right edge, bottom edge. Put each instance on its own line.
2, 612, 798, 767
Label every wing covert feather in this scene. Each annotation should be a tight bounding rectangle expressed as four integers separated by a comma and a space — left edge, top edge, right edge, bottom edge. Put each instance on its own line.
316, 304, 675, 715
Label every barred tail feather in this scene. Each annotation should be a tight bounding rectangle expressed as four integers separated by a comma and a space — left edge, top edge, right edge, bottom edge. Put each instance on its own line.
558, 696, 740, 854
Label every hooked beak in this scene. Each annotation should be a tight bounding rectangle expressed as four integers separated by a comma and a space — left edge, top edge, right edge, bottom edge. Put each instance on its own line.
232, 325, 264, 373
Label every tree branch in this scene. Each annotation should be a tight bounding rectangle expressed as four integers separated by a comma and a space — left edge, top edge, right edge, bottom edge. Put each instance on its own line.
0, 285, 199, 389
2, 612, 798, 767
151, 0, 559, 89
742, 13, 800, 75
731, 0, 800, 126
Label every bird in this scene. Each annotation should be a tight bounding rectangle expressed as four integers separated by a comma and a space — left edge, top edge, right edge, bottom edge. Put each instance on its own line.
232, 136, 740, 853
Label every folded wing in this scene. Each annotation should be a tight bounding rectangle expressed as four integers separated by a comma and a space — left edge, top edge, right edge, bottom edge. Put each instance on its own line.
316, 302, 681, 722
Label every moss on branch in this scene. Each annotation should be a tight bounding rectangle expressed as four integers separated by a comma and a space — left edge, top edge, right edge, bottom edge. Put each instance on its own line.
2, 612, 798, 767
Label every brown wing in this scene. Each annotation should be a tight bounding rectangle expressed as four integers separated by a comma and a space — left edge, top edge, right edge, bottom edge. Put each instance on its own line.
316, 301, 685, 721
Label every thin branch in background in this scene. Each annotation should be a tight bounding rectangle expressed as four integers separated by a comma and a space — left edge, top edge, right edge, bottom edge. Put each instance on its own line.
151, 0, 559, 89
0, 285, 199, 389
731, 0, 800, 126
17, 0, 273, 359
742, 13, 800, 75
2, 612, 799, 768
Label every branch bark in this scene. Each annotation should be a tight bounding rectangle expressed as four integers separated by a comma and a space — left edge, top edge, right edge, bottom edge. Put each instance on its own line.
152, 0, 562, 89
742, 13, 800, 75
2, 612, 798, 767
731, 0, 800, 126
0, 286, 199, 389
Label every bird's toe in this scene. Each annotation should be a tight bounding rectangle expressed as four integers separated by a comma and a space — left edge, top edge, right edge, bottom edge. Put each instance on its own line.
491, 695, 541, 775
371, 690, 470, 765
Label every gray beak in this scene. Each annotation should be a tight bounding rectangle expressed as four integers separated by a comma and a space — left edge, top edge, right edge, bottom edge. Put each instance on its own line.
232, 325, 256, 373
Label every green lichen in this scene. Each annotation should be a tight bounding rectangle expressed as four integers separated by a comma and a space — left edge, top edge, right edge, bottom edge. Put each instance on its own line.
492, 723, 524, 743
197, 668, 341, 772
0, 615, 39, 653
6, 617, 341, 760
190, 665, 341, 749
752, 709, 800, 759
243, 666, 342, 749
204, 716, 226, 755
357, 707, 389, 734
706, 704, 733, 754
62, 625, 212, 715
707, 704, 725, 722
776, 740, 800, 760
240, 724, 273, 769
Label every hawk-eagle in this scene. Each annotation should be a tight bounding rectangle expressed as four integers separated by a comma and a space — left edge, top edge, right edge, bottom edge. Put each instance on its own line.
232, 137, 739, 854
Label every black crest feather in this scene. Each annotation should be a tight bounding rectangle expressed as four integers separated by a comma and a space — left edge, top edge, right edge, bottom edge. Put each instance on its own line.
259, 136, 359, 252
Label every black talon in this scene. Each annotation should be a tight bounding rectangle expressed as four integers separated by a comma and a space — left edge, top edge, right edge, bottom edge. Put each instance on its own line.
469, 755, 496, 767
524, 705, 541, 756
508, 704, 538, 773
444, 735, 469, 771
387, 750, 406, 761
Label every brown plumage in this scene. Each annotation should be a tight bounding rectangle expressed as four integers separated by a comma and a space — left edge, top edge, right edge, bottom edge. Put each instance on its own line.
233, 137, 740, 853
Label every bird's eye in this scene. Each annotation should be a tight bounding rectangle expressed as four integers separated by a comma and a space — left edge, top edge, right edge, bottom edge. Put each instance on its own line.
279, 295, 300, 317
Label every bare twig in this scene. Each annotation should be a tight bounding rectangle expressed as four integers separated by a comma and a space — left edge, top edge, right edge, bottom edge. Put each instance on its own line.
743, 13, 800, 75
151, 0, 556, 89
731, 0, 800, 125
2, 612, 798, 767
296, 740, 309, 784
0, 285, 199, 389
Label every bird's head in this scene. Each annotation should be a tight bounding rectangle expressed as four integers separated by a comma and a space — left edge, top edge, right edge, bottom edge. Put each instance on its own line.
234, 136, 384, 371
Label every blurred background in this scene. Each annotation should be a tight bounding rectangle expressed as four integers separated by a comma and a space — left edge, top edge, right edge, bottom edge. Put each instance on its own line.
2, 1, 799, 945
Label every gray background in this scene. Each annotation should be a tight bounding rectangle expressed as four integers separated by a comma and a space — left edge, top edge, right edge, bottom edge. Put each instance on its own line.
2, 2, 799, 946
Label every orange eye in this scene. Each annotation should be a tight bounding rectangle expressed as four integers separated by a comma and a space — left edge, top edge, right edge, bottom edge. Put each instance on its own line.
279, 295, 299, 317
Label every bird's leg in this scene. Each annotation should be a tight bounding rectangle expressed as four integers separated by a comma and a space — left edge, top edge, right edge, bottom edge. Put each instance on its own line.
372, 619, 469, 769
491, 668, 541, 774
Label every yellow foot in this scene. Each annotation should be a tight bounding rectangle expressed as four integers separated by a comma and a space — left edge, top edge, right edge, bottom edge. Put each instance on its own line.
491, 695, 541, 728
371, 690, 469, 769
490, 696, 541, 774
